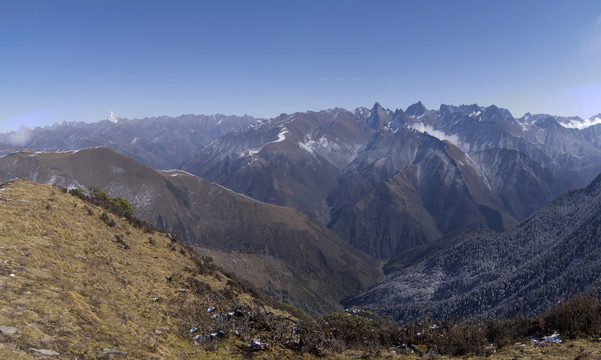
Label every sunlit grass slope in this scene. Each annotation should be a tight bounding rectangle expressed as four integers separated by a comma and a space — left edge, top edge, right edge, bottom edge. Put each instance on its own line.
0, 179, 300, 359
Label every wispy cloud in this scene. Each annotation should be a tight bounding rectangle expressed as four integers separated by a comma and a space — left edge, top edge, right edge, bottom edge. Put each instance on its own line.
584, 14, 601, 56
560, 116, 601, 130
7, 125, 33, 146
409, 123, 469, 153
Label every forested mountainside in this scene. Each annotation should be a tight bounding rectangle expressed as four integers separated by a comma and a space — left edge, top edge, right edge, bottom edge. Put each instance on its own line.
345, 172, 601, 322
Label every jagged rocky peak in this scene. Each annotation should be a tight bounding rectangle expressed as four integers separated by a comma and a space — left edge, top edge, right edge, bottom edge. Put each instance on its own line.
531, 115, 564, 129
405, 101, 428, 117
480, 104, 514, 121
457, 104, 482, 116
437, 104, 462, 123
388, 108, 410, 129
353, 106, 371, 120
366, 102, 392, 130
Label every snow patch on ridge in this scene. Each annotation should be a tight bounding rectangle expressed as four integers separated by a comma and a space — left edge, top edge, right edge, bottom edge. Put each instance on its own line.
298, 135, 335, 154
159, 169, 196, 177
239, 149, 259, 157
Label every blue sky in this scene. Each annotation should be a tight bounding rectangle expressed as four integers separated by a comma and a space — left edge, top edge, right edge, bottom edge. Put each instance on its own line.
2, 1, 601, 132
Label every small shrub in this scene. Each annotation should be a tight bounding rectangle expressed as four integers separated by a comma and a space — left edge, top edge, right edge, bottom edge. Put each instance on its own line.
112, 196, 135, 213
100, 212, 116, 227
114, 234, 130, 250
543, 292, 601, 338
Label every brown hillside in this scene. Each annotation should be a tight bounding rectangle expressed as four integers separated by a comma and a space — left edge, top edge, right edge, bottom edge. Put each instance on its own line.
0, 148, 382, 316
0, 179, 302, 359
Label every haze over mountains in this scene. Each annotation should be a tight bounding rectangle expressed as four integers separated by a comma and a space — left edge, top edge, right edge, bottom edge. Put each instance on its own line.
2, 101, 601, 320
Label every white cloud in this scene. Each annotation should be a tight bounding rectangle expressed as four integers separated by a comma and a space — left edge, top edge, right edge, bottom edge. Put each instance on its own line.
7, 125, 33, 145
410, 123, 469, 152
584, 14, 601, 56
560, 116, 601, 130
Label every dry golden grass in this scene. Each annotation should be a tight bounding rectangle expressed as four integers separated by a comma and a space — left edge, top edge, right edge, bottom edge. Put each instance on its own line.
0, 179, 299, 359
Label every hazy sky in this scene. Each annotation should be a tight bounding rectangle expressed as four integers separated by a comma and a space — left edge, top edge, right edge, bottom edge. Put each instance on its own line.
2, 1, 601, 132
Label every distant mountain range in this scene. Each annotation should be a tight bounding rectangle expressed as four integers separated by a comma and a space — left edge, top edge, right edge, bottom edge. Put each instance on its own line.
1, 103, 600, 262
0, 114, 258, 169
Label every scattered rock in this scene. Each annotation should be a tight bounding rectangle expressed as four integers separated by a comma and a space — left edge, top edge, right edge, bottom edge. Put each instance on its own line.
190, 327, 198, 334
154, 329, 162, 335
29, 348, 59, 356
42, 334, 57, 342
0, 325, 17, 335
207, 306, 216, 313
209, 331, 225, 340
227, 309, 244, 319
102, 348, 127, 355
532, 331, 562, 344
193, 334, 205, 343
245, 338, 267, 352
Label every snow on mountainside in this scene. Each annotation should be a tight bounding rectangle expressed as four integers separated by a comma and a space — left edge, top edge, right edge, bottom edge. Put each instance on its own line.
1, 102, 600, 262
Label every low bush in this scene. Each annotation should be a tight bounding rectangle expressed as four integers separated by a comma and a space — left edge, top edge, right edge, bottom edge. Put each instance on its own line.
543, 292, 601, 338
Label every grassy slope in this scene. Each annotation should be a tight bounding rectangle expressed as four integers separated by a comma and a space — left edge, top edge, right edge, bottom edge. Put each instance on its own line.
0, 179, 301, 359
0, 148, 382, 316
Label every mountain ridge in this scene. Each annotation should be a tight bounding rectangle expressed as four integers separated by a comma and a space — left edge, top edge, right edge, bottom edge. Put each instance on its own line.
2, 102, 600, 261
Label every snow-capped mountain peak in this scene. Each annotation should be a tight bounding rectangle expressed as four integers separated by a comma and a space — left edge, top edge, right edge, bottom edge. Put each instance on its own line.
107, 111, 119, 124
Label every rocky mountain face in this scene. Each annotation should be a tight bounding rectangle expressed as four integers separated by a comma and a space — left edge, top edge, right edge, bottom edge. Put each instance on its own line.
0, 114, 258, 170
182, 108, 376, 223
344, 173, 601, 322
1, 103, 600, 263
181, 102, 596, 259
0, 148, 381, 316
327, 127, 515, 258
